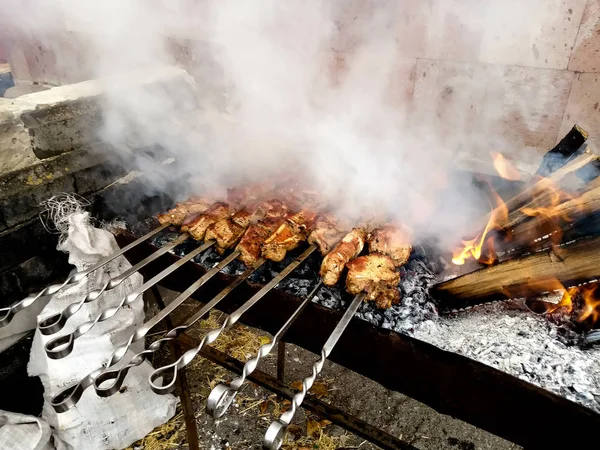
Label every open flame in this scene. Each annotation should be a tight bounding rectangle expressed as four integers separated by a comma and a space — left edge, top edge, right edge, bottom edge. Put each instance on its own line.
452, 187, 507, 265
527, 279, 600, 329
491, 152, 521, 181
453, 152, 587, 266
579, 283, 600, 326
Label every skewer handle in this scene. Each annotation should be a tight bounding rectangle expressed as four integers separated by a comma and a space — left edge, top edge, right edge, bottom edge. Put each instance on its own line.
43, 239, 212, 359
207, 281, 323, 418
149, 245, 317, 395
92, 251, 243, 397
263, 292, 364, 450
38, 233, 188, 336
0, 224, 168, 328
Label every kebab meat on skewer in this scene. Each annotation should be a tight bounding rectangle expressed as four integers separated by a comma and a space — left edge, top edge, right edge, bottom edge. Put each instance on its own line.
205, 202, 268, 254
186, 202, 231, 240
235, 200, 291, 267
320, 227, 367, 286
345, 223, 413, 309
157, 196, 214, 227
307, 214, 348, 255
261, 208, 318, 262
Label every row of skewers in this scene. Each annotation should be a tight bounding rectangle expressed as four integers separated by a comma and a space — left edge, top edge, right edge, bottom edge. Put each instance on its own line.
157, 183, 413, 309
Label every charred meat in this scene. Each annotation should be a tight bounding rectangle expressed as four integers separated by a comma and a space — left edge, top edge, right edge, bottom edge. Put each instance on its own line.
237, 217, 286, 266
206, 202, 269, 253
320, 228, 367, 286
235, 201, 291, 266
187, 202, 230, 241
261, 209, 317, 262
368, 224, 413, 267
346, 253, 400, 309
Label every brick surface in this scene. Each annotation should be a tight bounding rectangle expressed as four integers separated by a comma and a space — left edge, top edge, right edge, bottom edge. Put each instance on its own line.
558, 72, 600, 149
412, 59, 575, 162
569, 0, 600, 72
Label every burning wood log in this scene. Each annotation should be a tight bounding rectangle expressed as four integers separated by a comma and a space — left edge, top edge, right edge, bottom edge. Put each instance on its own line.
479, 150, 599, 233
508, 184, 600, 243
430, 235, 600, 311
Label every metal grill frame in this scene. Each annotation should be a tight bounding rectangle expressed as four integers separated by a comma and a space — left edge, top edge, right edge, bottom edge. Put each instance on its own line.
118, 232, 600, 450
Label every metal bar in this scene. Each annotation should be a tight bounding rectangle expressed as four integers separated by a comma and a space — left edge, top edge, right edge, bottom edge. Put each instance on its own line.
44, 239, 214, 359
149, 286, 200, 450
148, 245, 318, 395
0, 224, 169, 328
49, 250, 240, 413
264, 292, 365, 449
206, 280, 322, 418
194, 344, 417, 450
115, 234, 600, 449
89, 258, 267, 399
276, 341, 286, 383
38, 232, 188, 336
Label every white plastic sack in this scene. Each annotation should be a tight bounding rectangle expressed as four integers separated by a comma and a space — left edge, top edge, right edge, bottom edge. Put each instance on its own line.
0, 411, 53, 450
26, 211, 178, 450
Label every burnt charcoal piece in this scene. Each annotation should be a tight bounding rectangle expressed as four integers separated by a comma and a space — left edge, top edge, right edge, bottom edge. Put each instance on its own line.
535, 125, 588, 178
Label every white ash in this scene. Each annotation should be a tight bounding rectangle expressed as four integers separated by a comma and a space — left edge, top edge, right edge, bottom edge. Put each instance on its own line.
413, 301, 600, 414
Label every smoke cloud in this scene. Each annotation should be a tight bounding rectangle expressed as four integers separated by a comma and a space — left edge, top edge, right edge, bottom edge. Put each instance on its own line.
4, 0, 557, 248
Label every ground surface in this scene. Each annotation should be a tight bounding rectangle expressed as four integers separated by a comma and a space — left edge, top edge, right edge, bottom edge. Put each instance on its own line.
126, 288, 520, 450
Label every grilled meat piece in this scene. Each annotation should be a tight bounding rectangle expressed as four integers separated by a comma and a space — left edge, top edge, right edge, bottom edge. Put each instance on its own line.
236, 200, 292, 266
188, 202, 230, 240
368, 224, 413, 267
157, 198, 213, 226
206, 203, 269, 253
346, 253, 401, 309
204, 219, 246, 253
231, 202, 268, 228
261, 209, 318, 262
237, 216, 286, 267
320, 228, 367, 286
308, 214, 347, 255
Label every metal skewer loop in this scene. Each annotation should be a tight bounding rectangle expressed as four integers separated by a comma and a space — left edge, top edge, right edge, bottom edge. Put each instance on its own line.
263, 292, 365, 450
148, 244, 318, 395
0, 224, 168, 328
207, 280, 323, 418
38, 232, 188, 335
44, 239, 214, 359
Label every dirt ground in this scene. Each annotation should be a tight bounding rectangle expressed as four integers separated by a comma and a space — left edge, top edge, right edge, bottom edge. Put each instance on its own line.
127, 289, 521, 450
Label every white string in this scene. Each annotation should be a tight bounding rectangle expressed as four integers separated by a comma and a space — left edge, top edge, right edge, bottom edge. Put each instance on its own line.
39, 193, 91, 246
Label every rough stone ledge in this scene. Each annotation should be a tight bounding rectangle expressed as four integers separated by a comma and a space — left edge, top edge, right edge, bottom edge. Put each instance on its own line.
0, 66, 197, 173
0, 142, 127, 231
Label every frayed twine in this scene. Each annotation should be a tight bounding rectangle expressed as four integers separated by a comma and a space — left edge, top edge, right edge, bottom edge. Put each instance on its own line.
40, 193, 91, 246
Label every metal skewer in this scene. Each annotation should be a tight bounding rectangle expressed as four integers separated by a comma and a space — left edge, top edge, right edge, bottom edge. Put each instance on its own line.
263, 292, 365, 450
44, 239, 215, 359
91, 257, 266, 400
148, 244, 318, 395
38, 233, 189, 335
0, 224, 169, 328
49, 251, 253, 413
207, 280, 323, 418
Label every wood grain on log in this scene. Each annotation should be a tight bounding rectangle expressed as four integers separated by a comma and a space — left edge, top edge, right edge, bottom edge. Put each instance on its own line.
430, 236, 600, 310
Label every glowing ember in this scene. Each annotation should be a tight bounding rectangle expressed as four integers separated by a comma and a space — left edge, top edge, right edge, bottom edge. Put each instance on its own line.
491, 152, 521, 181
